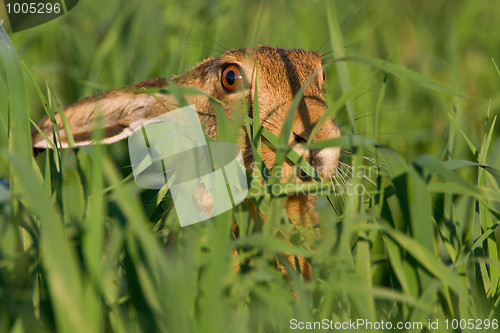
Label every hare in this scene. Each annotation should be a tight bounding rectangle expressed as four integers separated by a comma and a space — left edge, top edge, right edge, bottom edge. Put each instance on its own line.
32, 46, 341, 278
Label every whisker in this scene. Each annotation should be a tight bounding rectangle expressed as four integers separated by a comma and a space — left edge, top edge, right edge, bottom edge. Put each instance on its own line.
343, 41, 362, 50
341, 149, 387, 170
317, 37, 331, 54
322, 88, 342, 94
181, 42, 227, 55
321, 50, 333, 58
361, 131, 409, 136
186, 19, 228, 53
333, 106, 347, 122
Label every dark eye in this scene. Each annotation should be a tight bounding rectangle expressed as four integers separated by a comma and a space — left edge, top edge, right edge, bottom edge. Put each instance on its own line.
322, 70, 326, 82
221, 65, 243, 92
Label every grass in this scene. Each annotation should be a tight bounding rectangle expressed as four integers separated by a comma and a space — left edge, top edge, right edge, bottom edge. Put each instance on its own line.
1, 0, 500, 332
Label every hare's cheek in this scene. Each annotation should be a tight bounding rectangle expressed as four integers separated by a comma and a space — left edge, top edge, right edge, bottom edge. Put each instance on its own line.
314, 147, 341, 179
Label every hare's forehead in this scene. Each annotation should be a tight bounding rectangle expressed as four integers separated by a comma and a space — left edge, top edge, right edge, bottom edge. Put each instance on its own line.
218, 49, 323, 76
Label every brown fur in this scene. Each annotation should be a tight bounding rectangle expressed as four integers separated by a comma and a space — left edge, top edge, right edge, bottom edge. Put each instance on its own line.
32, 46, 341, 279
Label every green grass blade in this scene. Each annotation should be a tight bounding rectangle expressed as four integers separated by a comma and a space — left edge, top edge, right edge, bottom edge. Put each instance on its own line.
9, 155, 94, 333
326, 0, 355, 132
0, 23, 32, 191
48, 85, 76, 148
380, 224, 468, 301
338, 56, 471, 99
407, 168, 434, 251
0, 74, 8, 145
306, 84, 366, 145
271, 70, 319, 184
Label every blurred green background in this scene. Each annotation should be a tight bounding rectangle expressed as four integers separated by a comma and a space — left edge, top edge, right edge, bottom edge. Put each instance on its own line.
0, 0, 499, 332
3, 0, 499, 161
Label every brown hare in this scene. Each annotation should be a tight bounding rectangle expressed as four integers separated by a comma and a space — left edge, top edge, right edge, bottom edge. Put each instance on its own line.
31, 46, 341, 279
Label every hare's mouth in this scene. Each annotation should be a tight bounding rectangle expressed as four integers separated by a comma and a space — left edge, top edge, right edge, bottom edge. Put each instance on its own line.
291, 138, 341, 181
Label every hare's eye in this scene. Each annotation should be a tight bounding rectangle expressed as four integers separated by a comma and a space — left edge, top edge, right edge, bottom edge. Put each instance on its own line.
322, 71, 326, 82
221, 65, 243, 92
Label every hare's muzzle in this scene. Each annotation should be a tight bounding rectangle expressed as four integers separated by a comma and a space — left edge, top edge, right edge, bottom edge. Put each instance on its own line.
292, 138, 341, 181
310, 145, 341, 180
312, 120, 341, 180
289, 97, 341, 181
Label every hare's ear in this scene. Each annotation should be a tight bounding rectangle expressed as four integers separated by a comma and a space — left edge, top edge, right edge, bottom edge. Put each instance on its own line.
32, 78, 175, 149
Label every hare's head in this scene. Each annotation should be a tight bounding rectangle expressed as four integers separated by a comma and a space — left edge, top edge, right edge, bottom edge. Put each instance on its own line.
32, 46, 340, 181
173, 46, 341, 181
